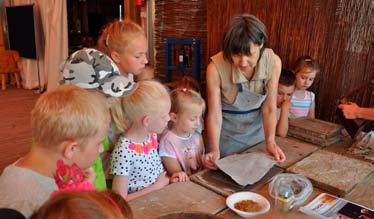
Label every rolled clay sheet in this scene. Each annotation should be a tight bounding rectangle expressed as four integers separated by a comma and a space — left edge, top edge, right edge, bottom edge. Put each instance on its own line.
216, 152, 276, 186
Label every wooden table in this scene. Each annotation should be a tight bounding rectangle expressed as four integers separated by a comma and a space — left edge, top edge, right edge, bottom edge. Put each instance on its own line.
129, 137, 373, 218
129, 181, 227, 219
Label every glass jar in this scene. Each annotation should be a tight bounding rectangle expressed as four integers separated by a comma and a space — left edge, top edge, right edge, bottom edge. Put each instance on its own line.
275, 179, 295, 212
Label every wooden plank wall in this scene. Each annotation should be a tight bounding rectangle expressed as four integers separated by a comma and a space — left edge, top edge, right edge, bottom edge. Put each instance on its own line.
207, 0, 373, 122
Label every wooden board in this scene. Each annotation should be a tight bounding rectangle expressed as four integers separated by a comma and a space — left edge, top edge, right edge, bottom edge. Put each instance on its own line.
287, 131, 341, 147
345, 171, 374, 209
287, 150, 374, 196
129, 181, 226, 219
190, 166, 283, 197
243, 137, 319, 168
289, 118, 342, 139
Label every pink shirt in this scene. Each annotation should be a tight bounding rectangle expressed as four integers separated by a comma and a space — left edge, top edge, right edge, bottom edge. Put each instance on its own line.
159, 130, 202, 175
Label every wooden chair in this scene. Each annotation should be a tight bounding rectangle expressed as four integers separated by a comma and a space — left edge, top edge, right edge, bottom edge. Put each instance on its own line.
0, 50, 21, 90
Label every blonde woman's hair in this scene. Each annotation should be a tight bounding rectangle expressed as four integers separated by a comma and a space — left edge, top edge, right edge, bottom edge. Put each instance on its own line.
111, 80, 170, 132
98, 20, 145, 56
30, 191, 133, 219
31, 85, 109, 148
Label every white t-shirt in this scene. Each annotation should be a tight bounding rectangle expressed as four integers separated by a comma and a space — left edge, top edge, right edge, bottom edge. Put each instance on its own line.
110, 133, 164, 193
0, 161, 57, 218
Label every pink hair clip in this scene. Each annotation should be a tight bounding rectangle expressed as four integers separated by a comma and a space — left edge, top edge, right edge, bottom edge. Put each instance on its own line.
52, 160, 94, 195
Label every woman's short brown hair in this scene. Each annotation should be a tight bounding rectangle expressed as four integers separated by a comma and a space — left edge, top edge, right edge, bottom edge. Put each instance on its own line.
222, 14, 267, 62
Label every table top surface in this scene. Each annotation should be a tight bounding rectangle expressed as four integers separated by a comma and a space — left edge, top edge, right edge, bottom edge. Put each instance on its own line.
129, 136, 373, 219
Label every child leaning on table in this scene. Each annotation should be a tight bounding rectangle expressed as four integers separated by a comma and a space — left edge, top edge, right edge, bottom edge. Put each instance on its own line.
110, 80, 172, 201
276, 69, 296, 137
289, 56, 320, 119
0, 85, 110, 218
159, 84, 206, 182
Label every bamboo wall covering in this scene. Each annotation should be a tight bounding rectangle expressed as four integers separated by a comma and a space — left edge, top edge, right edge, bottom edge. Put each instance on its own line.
206, 0, 373, 122
154, 0, 207, 81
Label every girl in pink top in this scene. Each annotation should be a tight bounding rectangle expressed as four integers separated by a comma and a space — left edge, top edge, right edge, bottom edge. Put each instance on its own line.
289, 56, 320, 119
159, 87, 206, 182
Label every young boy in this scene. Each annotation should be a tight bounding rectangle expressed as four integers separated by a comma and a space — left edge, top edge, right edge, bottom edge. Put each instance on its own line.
276, 69, 296, 137
0, 85, 110, 218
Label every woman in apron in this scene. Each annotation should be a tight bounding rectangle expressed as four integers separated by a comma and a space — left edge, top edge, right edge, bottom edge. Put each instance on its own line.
204, 14, 286, 169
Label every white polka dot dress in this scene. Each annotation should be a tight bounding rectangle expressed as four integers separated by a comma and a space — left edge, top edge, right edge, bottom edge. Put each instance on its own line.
110, 133, 164, 193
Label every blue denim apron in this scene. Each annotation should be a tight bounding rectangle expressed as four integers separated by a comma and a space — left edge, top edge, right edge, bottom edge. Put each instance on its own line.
219, 83, 267, 157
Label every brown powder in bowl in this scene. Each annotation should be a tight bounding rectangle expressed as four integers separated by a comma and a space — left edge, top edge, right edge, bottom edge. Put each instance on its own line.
234, 200, 262, 212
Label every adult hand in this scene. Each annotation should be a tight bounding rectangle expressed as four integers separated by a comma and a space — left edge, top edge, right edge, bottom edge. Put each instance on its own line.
266, 142, 286, 162
154, 171, 170, 190
203, 151, 220, 170
170, 171, 189, 183
338, 102, 359, 119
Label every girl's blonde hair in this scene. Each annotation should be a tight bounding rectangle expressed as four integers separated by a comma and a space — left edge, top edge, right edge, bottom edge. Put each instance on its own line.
111, 80, 170, 132
98, 20, 145, 56
30, 191, 133, 219
170, 88, 206, 115
293, 55, 320, 74
31, 85, 109, 148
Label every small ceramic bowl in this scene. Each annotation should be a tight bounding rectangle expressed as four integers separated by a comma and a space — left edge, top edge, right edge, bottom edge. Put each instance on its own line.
226, 191, 270, 218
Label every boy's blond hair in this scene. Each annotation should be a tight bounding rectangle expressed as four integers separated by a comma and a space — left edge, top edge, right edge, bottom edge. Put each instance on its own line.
97, 20, 145, 56
111, 80, 170, 132
31, 85, 109, 148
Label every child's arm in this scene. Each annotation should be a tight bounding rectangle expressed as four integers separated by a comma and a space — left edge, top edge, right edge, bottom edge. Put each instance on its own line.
307, 103, 315, 119
112, 172, 170, 201
307, 93, 315, 119
162, 157, 189, 182
276, 101, 292, 137
112, 175, 130, 200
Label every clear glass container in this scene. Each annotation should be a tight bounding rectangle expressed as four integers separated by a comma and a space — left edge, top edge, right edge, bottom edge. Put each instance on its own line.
275, 179, 295, 212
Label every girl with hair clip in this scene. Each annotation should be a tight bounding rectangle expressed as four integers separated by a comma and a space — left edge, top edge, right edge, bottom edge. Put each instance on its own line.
30, 191, 133, 219
289, 55, 320, 119
159, 86, 206, 182
97, 20, 152, 82
110, 80, 171, 201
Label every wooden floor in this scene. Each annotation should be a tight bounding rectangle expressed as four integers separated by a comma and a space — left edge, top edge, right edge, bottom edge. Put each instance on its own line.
0, 86, 40, 173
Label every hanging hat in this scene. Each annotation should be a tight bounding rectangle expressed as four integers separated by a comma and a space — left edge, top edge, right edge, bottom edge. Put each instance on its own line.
60, 48, 135, 97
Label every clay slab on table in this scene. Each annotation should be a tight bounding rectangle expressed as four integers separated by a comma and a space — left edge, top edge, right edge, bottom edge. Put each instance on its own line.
287, 150, 373, 196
